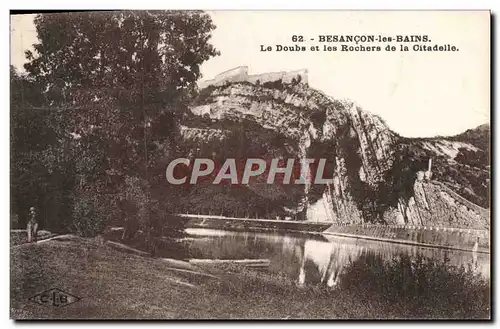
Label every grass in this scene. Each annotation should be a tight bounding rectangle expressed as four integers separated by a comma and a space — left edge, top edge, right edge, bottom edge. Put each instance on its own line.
10, 233, 490, 319
10, 230, 55, 246
338, 253, 490, 319
195, 264, 388, 319
195, 255, 490, 319
10, 235, 213, 319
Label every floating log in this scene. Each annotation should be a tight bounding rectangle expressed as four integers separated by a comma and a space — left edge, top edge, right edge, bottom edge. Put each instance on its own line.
159, 258, 204, 271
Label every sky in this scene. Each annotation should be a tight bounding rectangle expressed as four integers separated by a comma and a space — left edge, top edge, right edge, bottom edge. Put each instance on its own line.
10, 11, 490, 137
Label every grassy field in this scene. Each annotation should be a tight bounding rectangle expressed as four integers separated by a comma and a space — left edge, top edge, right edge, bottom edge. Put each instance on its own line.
10, 234, 491, 319
11, 235, 215, 319
10, 230, 56, 246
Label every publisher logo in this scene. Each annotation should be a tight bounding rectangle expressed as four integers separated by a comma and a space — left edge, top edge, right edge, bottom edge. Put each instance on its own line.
29, 288, 80, 307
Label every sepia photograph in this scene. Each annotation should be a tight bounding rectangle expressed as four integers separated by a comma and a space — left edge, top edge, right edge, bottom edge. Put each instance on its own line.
9, 10, 490, 320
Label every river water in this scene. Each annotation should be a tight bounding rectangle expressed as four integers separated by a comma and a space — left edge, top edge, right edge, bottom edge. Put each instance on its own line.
184, 228, 490, 287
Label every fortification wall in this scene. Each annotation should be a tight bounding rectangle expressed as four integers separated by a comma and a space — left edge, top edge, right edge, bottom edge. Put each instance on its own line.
213, 66, 248, 85
198, 66, 309, 89
247, 68, 309, 85
247, 71, 286, 84
282, 68, 309, 84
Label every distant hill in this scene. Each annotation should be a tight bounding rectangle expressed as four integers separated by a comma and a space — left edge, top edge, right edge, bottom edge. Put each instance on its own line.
450, 123, 490, 153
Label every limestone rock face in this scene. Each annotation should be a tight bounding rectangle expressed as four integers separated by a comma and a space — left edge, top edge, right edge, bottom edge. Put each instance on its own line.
404, 181, 488, 229
181, 81, 489, 229
179, 125, 230, 142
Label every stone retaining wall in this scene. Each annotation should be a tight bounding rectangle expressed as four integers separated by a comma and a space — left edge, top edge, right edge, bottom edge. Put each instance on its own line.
324, 224, 489, 252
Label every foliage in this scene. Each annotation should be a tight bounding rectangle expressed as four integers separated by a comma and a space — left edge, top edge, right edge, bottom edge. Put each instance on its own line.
11, 11, 219, 241
71, 188, 109, 237
24, 11, 219, 104
262, 78, 285, 91
341, 253, 490, 318
455, 147, 489, 170
451, 124, 490, 153
10, 66, 69, 230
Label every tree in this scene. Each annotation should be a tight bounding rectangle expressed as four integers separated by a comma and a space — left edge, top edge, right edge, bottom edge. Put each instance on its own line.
10, 66, 73, 231
25, 11, 219, 105
16, 11, 220, 245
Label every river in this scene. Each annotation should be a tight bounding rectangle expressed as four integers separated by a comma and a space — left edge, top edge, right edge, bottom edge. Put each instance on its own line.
184, 228, 490, 287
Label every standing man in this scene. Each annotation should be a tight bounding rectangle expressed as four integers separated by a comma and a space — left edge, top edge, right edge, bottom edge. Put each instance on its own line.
27, 206, 38, 243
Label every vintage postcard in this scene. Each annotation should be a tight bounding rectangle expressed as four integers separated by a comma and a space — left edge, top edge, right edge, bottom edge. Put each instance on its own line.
10, 10, 490, 319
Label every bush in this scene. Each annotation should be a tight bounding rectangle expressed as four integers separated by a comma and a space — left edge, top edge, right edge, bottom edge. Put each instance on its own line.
71, 191, 108, 237
262, 79, 285, 91
340, 253, 490, 318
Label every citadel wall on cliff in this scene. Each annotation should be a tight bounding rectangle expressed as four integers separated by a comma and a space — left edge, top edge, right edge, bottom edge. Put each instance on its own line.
198, 66, 309, 89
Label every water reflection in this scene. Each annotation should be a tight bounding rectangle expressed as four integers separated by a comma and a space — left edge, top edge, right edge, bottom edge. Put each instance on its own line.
298, 240, 353, 287
185, 228, 490, 287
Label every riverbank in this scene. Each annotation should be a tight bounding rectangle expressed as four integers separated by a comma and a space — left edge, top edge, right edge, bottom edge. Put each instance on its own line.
10, 233, 490, 319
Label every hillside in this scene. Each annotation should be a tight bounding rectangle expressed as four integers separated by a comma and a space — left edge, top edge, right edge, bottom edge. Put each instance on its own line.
172, 79, 489, 229
451, 123, 490, 153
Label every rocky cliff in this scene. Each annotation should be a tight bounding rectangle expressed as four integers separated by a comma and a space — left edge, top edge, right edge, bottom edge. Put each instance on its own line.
175, 80, 489, 230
